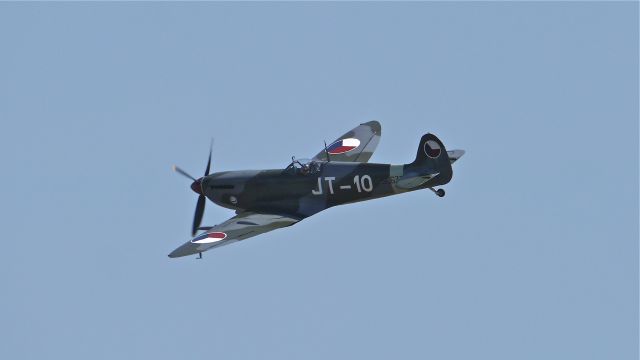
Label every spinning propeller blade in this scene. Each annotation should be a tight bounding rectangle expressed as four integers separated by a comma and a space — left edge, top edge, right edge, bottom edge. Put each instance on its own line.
172, 165, 196, 181
173, 140, 214, 237
204, 140, 213, 177
191, 141, 214, 235
192, 194, 206, 236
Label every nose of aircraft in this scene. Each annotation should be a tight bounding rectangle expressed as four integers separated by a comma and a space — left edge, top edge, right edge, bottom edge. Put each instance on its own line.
190, 178, 203, 195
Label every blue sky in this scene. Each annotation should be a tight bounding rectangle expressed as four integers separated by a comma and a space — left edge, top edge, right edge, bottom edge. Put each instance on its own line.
0, 3, 637, 359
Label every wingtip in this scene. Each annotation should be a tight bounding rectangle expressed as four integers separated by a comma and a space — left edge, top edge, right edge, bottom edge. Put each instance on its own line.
361, 120, 381, 134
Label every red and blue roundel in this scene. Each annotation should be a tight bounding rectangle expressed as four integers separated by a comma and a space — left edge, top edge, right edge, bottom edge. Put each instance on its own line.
191, 231, 227, 244
327, 138, 360, 155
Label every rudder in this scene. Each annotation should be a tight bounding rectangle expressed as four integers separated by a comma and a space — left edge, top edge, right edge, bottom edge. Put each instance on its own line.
408, 133, 453, 184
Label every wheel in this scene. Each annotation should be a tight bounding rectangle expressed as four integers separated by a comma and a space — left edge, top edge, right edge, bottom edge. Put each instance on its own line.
436, 188, 445, 197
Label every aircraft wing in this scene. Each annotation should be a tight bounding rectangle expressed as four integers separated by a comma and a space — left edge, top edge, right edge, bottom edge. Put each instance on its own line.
168, 212, 300, 258
312, 121, 381, 163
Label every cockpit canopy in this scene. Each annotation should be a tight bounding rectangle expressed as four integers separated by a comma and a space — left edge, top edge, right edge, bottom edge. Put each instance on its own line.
284, 157, 322, 175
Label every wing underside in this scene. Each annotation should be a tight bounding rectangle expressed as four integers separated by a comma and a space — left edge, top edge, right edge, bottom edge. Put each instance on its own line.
169, 212, 300, 257
312, 121, 381, 163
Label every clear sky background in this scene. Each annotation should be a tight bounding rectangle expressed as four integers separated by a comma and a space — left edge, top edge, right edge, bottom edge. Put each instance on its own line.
0, 2, 637, 359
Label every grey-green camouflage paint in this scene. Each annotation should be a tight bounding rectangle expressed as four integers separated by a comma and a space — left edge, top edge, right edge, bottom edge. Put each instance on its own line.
169, 122, 464, 258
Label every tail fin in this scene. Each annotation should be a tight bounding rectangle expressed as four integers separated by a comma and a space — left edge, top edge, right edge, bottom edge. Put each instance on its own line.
408, 133, 453, 184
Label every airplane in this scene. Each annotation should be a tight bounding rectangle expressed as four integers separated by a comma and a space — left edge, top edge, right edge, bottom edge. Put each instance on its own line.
170, 121, 464, 258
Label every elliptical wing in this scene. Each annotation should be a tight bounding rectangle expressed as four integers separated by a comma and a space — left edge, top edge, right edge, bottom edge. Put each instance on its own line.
169, 212, 300, 258
312, 121, 381, 163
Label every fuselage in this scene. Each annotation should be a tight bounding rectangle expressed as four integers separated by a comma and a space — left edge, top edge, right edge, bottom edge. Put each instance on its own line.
169, 129, 464, 258
200, 161, 451, 219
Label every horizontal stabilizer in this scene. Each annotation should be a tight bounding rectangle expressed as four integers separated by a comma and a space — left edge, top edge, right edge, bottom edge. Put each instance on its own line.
448, 149, 465, 164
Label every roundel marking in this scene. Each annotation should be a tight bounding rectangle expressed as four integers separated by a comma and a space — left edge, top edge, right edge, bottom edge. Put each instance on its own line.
191, 231, 227, 244
327, 138, 361, 155
423, 139, 441, 158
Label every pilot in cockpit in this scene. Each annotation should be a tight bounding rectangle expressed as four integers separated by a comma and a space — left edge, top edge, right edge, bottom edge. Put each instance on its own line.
285, 157, 321, 175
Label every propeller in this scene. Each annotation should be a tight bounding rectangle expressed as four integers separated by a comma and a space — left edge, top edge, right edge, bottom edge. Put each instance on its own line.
173, 141, 213, 236
172, 165, 196, 181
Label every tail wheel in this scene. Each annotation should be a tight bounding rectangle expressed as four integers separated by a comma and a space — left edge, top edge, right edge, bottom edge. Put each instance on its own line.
436, 189, 445, 197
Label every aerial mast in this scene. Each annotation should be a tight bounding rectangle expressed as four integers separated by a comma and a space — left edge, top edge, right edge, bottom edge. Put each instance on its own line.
324, 141, 331, 162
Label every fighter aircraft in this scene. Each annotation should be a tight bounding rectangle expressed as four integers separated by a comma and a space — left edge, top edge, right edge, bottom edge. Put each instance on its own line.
170, 121, 464, 258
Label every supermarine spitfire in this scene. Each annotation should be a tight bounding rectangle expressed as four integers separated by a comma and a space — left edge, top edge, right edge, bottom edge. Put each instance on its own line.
170, 121, 464, 258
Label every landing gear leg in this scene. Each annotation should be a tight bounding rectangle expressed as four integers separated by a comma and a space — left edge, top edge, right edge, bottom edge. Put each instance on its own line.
429, 188, 445, 197
197, 252, 202, 259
